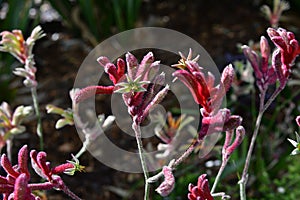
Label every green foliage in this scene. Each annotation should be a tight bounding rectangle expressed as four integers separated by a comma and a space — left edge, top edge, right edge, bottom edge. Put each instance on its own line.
47, 0, 142, 46
248, 156, 300, 200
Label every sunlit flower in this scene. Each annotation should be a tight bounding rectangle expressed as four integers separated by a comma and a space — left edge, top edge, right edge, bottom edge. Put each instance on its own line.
75, 52, 169, 125
173, 56, 234, 114
172, 48, 200, 69
0, 26, 45, 87
173, 51, 240, 141
0, 102, 33, 151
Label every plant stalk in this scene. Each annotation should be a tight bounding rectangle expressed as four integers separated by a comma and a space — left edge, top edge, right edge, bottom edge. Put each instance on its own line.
31, 87, 44, 150
211, 157, 229, 194
239, 86, 282, 199
132, 122, 149, 200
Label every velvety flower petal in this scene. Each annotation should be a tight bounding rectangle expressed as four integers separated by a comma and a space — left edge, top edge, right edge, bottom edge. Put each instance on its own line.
221, 64, 235, 92
224, 126, 245, 156
155, 166, 175, 197
74, 85, 114, 103
242, 45, 263, 79
1, 154, 20, 178
14, 173, 30, 200
117, 58, 126, 79
126, 52, 138, 79
173, 70, 204, 106
18, 145, 30, 178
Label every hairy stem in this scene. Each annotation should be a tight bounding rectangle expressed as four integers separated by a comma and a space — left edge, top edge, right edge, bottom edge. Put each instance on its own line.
31, 87, 43, 150
174, 139, 199, 167
61, 184, 82, 200
239, 86, 282, 199
132, 122, 149, 200
211, 156, 229, 193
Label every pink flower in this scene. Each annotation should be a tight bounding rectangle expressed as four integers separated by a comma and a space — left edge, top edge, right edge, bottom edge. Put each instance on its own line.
0, 145, 82, 200
155, 166, 175, 197
199, 108, 242, 140
188, 174, 214, 200
173, 58, 234, 115
74, 56, 125, 103
243, 28, 300, 90
242, 36, 277, 91
261, 0, 290, 27
222, 126, 245, 159
172, 51, 241, 140
268, 28, 300, 66
75, 52, 169, 125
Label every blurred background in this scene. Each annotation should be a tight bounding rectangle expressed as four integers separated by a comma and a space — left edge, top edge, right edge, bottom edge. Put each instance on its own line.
0, 0, 300, 199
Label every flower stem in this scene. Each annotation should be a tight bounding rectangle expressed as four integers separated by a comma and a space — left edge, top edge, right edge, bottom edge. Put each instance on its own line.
31, 87, 44, 150
60, 184, 82, 200
132, 122, 149, 200
174, 139, 199, 167
147, 139, 199, 183
239, 87, 282, 199
211, 157, 229, 193
75, 140, 89, 159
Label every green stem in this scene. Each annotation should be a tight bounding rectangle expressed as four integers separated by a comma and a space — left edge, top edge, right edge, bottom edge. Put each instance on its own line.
75, 140, 89, 159
132, 122, 149, 200
239, 86, 283, 199
147, 139, 199, 184
239, 88, 266, 200
31, 87, 44, 150
211, 157, 229, 194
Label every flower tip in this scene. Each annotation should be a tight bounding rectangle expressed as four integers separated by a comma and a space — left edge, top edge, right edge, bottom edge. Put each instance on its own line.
236, 125, 245, 136
296, 116, 300, 127
241, 45, 249, 50
155, 166, 175, 197
97, 56, 111, 67
267, 27, 279, 37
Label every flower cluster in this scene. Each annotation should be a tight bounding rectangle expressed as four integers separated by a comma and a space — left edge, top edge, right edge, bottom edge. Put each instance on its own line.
188, 174, 214, 200
74, 55, 125, 103
0, 30, 27, 64
75, 52, 169, 125
222, 126, 245, 160
0, 102, 33, 151
173, 50, 242, 140
0, 26, 45, 87
0, 145, 82, 200
243, 27, 300, 90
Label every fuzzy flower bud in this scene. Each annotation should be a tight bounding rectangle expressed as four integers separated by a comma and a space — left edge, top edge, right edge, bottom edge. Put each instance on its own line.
155, 166, 175, 197
221, 64, 235, 92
